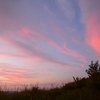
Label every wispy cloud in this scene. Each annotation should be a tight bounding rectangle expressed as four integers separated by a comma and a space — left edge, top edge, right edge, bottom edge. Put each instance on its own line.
56, 0, 75, 20
0, 63, 27, 83
1, 26, 86, 64
0, 35, 71, 69
86, 13, 100, 53
78, 0, 100, 54
61, 43, 86, 62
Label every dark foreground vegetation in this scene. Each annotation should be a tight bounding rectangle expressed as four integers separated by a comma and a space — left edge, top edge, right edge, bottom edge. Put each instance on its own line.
0, 61, 100, 100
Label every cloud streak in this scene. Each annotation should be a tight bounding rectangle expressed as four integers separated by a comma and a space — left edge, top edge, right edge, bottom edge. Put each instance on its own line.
0, 35, 71, 69
0, 63, 27, 83
0, 26, 86, 65
78, 0, 100, 54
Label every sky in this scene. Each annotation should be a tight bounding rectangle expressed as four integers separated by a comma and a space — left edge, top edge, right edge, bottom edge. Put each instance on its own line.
0, 0, 100, 88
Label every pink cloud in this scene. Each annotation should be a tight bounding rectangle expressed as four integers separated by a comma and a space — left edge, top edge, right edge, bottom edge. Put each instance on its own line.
61, 43, 86, 62
0, 36, 71, 69
1, 21, 85, 63
1, 27, 86, 63
39, 31, 86, 62
0, 65, 28, 83
79, 0, 100, 54
0, 52, 23, 58
29, 24, 86, 62
0, 36, 67, 68
86, 13, 100, 53
0, 20, 87, 70
18, 27, 30, 38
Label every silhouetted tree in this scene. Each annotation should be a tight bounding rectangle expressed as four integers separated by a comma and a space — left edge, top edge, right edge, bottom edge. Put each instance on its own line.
86, 61, 100, 89
86, 61, 100, 78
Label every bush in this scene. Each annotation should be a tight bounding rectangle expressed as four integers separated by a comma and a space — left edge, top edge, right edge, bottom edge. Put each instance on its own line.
86, 61, 100, 89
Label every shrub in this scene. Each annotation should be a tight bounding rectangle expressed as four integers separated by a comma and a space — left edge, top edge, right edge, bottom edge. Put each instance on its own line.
86, 61, 100, 89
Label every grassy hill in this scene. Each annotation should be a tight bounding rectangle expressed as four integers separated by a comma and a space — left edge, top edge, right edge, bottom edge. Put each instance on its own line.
0, 77, 99, 100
